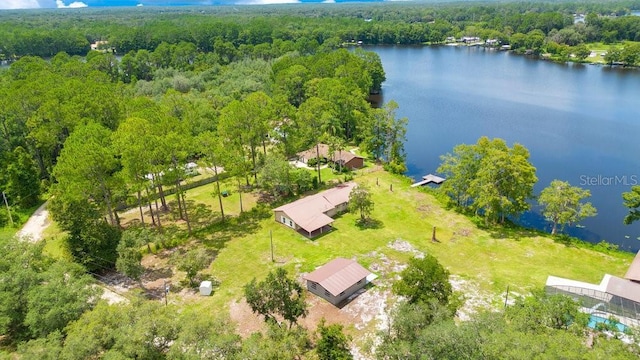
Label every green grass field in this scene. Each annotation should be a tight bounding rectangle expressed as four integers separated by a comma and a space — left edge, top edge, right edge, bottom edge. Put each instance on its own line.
189, 167, 633, 311
14, 166, 634, 320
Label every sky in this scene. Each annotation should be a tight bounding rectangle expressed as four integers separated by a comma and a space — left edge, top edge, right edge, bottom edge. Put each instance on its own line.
0, 0, 365, 9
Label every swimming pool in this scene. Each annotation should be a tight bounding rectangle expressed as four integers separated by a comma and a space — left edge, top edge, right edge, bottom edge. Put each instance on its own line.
588, 315, 628, 332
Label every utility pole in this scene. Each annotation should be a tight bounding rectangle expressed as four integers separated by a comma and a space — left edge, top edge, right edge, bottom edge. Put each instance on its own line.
504, 285, 510, 310
163, 280, 170, 306
2, 192, 14, 227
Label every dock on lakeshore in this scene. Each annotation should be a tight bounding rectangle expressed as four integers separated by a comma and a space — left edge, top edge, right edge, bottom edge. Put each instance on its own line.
411, 174, 446, 187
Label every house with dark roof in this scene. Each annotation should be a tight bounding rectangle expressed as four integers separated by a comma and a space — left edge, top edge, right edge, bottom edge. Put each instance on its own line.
273, 182, 356, 237
546, 250, 640, 328
304, 258, 374, 306
297, 144, 364, 170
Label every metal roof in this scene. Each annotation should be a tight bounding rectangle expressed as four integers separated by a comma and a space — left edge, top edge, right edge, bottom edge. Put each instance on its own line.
625, 250, 640, 282
274, 182, 356, 233
304, 258, 372, 296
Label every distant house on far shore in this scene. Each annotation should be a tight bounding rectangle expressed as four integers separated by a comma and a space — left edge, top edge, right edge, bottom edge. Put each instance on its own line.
297, 144, 364, 170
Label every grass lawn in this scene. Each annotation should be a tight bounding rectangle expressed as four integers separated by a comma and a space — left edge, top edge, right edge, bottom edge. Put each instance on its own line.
190, 166, 633, 312
32, 165, 634, 328
42, 221, 71, 260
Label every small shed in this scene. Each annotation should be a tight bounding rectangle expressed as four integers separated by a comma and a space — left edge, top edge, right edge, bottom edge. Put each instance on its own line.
199, 281, 213, 296
304, 258, 373, 306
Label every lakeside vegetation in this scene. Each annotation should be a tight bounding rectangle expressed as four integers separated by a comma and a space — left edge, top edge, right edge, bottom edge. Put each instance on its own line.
2, 0, 640, 357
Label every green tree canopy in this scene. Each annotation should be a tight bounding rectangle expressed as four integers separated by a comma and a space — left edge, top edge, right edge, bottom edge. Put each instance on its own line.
316, 320, 353, 360
538, 180, 597, 234
348, 185, 374, 222
438, 137, 537, 224
623, 185, 640, 225
244, 267, 308, 328
392, 255, 454, 308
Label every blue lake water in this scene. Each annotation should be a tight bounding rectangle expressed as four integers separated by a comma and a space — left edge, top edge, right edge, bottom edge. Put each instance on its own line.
371, 45, 640, 252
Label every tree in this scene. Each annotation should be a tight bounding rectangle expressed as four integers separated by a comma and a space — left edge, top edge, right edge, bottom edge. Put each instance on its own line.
167, 313, 242, 360
354, 48, 386, 94
298, 96, 337, 185
392, 255, 454, 307
258, 155, 294, 199
24, 261, 101, 339
52, 122, 119, 226
538, 180, 597, 234
175, 248, 212, 287
0, 238, 48, 341
49, 197, 121, 272
623, 185, 640, 225
348, 185, 374, 222
364, 101, 408, 174
244, 267, 308, 328
573, 44, 591, 61
113, 116, 156, 228
1, 146, 41, 208
116, 227, 149, 281
197, 132, 227, 222
437, 143, 480, 207
240, 321, 311, 359
316, 320, 353, 360
468, 138, 537, 224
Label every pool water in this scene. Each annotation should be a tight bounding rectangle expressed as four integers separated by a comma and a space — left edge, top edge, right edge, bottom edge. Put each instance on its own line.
588, 315, 628, 332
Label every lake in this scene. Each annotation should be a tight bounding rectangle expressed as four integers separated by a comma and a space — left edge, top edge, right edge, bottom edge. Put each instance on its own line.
371, 45, 640, 252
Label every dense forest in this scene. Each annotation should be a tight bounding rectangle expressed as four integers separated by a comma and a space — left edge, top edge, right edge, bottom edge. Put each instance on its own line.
1, 1, 640, 358
1, 1, 640, 62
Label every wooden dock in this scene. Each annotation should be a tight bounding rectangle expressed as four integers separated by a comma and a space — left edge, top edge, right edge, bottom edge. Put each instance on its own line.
411, 174, 446, 187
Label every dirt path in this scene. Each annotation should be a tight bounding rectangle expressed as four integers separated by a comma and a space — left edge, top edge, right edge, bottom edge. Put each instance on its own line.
17, 201, 50, 242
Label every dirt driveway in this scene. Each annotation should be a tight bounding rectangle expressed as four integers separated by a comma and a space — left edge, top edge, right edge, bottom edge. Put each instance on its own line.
17, 201, 50, 242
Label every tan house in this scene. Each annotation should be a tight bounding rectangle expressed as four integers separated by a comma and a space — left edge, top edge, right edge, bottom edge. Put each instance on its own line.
297, 144, 364, 170
304, 258, 374, 306
273, 182, 356, 237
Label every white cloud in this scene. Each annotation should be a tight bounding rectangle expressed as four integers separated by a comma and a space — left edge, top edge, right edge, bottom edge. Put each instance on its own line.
56, 0, 88, 8
0, 0, 41, 9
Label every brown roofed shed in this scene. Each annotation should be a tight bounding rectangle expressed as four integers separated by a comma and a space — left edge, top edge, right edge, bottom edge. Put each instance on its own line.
304, 258, 372, 306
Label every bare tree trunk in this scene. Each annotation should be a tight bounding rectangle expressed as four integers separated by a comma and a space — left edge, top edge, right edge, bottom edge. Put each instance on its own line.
176, 185, 184, 220
154, 173, 168, 211
315, 143, 322, 184
153, 186, 162, 230
137, 189, 145, 226
181, 190, 192, 235
101, 181, 116, 226
238, 178, 244, 213
213, 164, 225, 222
250, 145, 258, 182
145, 187, 156, 227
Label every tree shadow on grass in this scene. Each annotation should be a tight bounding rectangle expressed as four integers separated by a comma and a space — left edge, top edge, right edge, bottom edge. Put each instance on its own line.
142, 267, 174, 282
355, 218, 384, 230
188, 202, 219, 229
196, 204, 272, 252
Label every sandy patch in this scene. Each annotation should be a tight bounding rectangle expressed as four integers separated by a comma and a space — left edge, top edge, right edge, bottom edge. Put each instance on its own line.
449, 275, 496, 321
387, 238, 424, 258
17, 202, 50, 242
